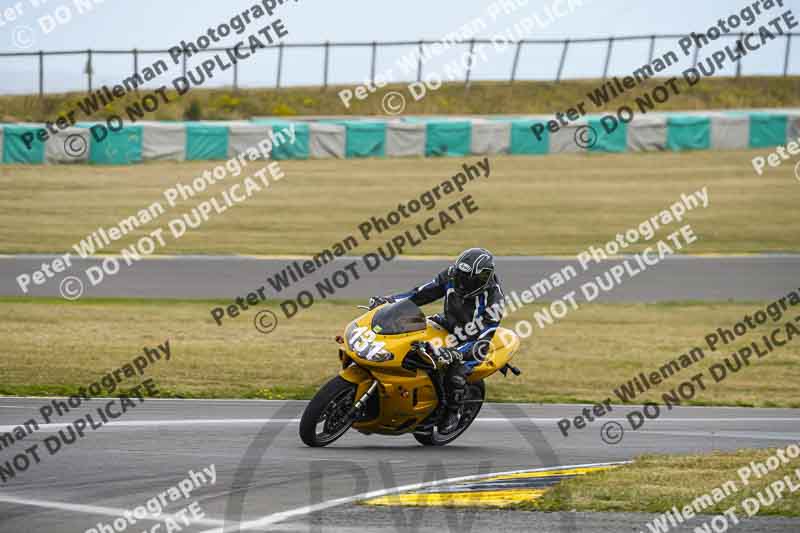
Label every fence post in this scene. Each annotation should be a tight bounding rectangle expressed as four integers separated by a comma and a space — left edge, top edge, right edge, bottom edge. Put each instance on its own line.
510, 41, 522, 84
276, 43, 284, 88
602, 37, 614, 81
323, 41, 330, 90
370, 41, 377, 85
417, 40, 423, 82
133, 49, 139, 93
38, 51, 44, 98
465, 39, 476, 87
87, 49, 92, 93
233, 52, 239, 92
23, 34, 798, 96
784, 34, 792, 77
736, 32, 744, 77
556, 39, 570, 82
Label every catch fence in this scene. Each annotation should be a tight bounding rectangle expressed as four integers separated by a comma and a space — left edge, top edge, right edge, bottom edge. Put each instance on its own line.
1, 32, 796, 95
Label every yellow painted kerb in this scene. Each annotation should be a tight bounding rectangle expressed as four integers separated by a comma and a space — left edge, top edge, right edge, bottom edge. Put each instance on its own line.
361, 465, 619, 508
364, 489, 549, 507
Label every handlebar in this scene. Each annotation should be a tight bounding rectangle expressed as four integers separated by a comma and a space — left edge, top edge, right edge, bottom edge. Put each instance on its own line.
411, 341, 429, 355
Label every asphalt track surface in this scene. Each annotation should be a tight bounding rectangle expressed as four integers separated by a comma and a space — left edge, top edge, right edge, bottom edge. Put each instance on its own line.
1, 399, 800, 532
2, 254, 799, 301
2, 255, 799, 532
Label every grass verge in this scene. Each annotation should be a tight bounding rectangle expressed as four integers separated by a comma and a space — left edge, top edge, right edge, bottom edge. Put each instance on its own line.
1, 150, 798, 255
521, 449, 800, 517
1, 77, 799, 122
1, 297, 798, 405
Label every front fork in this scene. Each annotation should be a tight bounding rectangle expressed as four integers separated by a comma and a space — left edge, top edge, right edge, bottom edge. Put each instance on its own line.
346, 379, 378, 418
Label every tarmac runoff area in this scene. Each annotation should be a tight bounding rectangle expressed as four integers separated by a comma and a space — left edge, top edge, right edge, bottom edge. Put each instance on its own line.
0, 254, 798, 302
1, 400, 799, 532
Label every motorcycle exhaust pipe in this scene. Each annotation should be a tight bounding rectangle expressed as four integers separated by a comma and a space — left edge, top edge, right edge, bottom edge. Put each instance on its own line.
347, 380, 378, 418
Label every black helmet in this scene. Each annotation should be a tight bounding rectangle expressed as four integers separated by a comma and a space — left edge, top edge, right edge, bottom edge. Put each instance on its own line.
449, 248, 495, 298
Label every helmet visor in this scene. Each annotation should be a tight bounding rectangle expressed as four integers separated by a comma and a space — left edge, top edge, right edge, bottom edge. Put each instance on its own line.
454, 268, 493, 296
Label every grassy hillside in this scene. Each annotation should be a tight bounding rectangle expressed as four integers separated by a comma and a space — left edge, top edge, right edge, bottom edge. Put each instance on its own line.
0, 77, 798, 122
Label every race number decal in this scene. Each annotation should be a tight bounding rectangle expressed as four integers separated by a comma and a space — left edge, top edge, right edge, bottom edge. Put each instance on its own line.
349, 326, 386, 359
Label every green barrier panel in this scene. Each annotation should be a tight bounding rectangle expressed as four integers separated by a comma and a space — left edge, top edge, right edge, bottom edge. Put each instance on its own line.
667, 116, 711, 151
345, 121, 386, 158
510, 120, 549, 155
589, 118, 627, 152
749, 113, 788, 148
251, 120, 309, 160
84, 125, 143, 165
186, 124, 229, 161
2, 125, 45, 164
272, 122, 308, 160
426, 121, 471, 157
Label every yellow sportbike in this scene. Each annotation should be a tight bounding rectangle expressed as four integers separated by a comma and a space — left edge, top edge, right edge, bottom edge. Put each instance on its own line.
299, 299, 521, 447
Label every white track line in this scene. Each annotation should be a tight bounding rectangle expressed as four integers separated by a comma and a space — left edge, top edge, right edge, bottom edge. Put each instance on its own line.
0, 419, 299, 432
0, 396, 302, 403
0, 494, 226, 528
639, 430, 800, 441
196, 461, 630, 533
2, 417, 797, 434
0, 461, 628, 532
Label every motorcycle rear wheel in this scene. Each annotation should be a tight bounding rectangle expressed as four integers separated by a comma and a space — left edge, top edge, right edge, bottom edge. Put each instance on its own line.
414, 380, 485, 446
299, 376, 357, 447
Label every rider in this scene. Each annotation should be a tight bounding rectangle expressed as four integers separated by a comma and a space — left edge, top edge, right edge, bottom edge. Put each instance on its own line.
369, 247, 504, 434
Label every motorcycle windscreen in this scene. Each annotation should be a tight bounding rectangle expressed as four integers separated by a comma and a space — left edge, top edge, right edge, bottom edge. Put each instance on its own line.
371, 299, 427, 335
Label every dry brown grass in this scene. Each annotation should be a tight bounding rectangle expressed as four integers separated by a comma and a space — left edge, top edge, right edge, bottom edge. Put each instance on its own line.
1, 297, 798, 406
0, 149, 798, 255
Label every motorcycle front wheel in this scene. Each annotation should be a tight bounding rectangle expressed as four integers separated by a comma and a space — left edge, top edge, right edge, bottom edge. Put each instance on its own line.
299, 376, 357, 447
414, 379, 485, 446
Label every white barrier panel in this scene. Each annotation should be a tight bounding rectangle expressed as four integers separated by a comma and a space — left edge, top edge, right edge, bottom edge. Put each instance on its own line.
386, 121, 426, 157
142, 122, 187, 161
309, 123, 346, 159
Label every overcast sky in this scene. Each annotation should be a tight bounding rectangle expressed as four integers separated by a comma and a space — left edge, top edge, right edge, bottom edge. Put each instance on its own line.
0, 0, 797, 94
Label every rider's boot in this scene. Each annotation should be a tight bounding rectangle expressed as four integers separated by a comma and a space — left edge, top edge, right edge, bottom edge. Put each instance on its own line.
438, 362, 467, 434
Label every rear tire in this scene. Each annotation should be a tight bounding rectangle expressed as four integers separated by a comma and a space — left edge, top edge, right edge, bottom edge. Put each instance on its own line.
414, 380, 485, 446
299, 376, 357, 447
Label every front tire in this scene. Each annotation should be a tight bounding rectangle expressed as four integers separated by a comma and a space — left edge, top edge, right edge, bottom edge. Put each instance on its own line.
414, 380, 485, 446
299, 376, 357, 447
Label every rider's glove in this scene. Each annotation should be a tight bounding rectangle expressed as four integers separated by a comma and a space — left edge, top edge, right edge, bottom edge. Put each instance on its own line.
430, 345, 463, 367
368, 296, 395, 309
